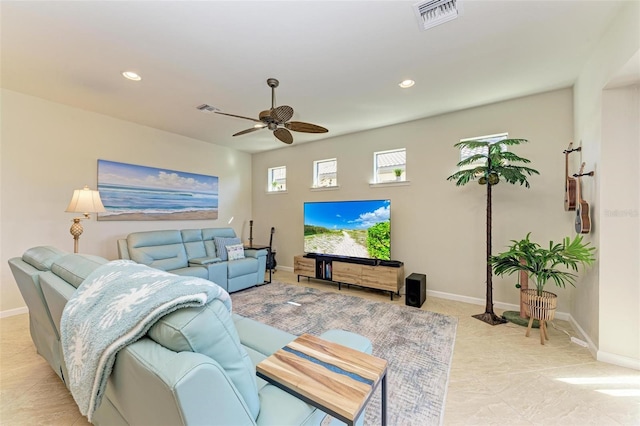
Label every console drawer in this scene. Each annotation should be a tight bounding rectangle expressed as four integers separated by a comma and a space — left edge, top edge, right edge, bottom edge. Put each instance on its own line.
294, 256, 315, 277
332, 262, 361, 285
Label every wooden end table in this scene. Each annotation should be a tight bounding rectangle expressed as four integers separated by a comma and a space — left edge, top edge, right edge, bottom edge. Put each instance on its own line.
256, 333, 388, 426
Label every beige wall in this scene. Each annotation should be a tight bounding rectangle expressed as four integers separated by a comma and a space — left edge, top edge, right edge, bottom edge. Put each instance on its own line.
599, 85, 639, 363
0, 89, 252, 314
572, 0, 639, 368
251, 88, 575, 313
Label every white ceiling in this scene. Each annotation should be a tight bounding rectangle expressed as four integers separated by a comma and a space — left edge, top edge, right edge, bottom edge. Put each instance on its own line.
1, 1, 628, 153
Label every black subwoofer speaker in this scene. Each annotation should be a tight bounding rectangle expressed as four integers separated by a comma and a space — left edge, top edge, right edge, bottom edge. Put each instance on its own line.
405, 273, 426, 308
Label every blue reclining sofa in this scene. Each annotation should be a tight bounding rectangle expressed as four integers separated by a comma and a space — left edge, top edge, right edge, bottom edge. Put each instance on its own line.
9, 246, 373, 425
117, 227, 267, 293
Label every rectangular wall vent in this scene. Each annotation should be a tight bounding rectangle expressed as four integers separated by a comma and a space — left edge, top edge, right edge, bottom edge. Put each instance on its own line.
413, 0, 463, 31
196, 104, 219, 113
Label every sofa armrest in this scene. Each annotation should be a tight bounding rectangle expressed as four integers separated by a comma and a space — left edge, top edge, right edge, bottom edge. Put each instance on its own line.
243, 249, 267, 259
319, 329, 372, 354
189, 256, 222, 265
40, 271, 76, 337
232, 314, 296, 356
98, 338, 256, 426
117, 239, 130, 260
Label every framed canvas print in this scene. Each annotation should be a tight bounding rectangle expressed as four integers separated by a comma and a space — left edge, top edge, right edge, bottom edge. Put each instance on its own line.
97, 159, 219, 221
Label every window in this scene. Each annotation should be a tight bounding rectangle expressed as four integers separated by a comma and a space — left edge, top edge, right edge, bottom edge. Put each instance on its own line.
268, 166, 286, 192
374, 148, 406, 183
313, 158, 337, 188
459, 133, 508, 170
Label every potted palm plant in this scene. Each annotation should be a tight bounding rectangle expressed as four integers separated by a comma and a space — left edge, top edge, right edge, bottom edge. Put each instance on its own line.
490, 233, 595, 343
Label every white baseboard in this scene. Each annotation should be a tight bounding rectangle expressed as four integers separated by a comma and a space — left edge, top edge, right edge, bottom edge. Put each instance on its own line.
596, 350, 640, 370
426, 289, 571, 321
567, 315, 640, 370
567, 314, 598, 358
0, 306, 28, 318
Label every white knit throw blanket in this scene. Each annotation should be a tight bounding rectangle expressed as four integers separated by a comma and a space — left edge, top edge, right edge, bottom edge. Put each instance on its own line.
60, 260, 230, 422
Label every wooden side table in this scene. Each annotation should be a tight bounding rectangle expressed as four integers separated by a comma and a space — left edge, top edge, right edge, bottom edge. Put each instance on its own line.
256, 333, 388, 426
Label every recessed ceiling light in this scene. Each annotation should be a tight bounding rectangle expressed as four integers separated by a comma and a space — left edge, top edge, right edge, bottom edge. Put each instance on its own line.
399, 79, 415, 88
122, 71, 142, 81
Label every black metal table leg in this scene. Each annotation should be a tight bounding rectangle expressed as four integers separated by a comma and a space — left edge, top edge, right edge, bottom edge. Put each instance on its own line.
381, 372, 387, 426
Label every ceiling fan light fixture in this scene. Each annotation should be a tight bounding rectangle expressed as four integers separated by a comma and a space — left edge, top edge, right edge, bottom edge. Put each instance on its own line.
399, 79, 415, 88
122, 71, 142, 81
216, 78, 328, 145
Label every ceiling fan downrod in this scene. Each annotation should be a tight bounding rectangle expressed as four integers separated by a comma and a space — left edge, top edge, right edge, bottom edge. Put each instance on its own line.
267, 78, 279, 110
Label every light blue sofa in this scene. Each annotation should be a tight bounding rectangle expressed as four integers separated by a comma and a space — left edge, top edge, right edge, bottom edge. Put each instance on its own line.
117, 228, 267, 293
9, 246, 373, 425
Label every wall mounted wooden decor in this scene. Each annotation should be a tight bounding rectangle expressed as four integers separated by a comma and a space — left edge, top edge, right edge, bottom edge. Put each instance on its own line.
574, 162, 594, 234
563, 142, 580, 211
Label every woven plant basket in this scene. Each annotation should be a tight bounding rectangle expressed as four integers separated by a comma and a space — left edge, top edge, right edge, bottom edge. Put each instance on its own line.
523, 289, 557, 321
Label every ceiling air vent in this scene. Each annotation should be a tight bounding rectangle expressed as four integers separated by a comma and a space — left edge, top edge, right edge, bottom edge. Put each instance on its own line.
413, 0, 463, 31
196, 104, 219, 113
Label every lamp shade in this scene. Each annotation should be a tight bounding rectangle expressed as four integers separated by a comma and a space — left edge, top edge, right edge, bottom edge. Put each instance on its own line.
65, 185, 106, 214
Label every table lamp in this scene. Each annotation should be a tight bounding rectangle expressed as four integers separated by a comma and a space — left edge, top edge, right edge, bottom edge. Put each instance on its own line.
65, 185, 106, 253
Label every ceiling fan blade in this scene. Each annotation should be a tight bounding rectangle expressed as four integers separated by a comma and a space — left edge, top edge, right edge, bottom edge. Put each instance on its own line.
285, 121, 329, 133
273, 128, 293, 144
233, 126, 264, 137
215, 111, 262, 123
271, 105, 294, 123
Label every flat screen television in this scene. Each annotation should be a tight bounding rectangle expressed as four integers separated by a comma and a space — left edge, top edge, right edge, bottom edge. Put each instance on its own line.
303, 199, 391, 260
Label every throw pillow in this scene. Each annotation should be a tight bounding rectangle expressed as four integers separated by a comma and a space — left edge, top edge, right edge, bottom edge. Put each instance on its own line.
226, 244, 245, 261
214, 237, 241, 261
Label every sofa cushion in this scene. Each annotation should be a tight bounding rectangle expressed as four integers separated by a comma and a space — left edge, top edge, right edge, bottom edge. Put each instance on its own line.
148, 300, 260, 421
22, 246, 67, 271
169, 266, 208, 279
127, 230, 188, 271
50, 254, 108, 288
203, 228, 236, 257
214, 237, 241, 261
181, 229, 208, 260
226, 244, 245, 261
203, 227, 237, 239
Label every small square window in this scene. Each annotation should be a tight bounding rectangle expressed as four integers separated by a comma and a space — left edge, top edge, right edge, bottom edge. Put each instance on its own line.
313, 158, 337, 187
374, 149, 406, 183
268, 166, 286, 192
458, 133, 508, 170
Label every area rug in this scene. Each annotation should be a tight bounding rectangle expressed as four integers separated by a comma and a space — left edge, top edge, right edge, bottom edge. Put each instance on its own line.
231, 281, 458, 426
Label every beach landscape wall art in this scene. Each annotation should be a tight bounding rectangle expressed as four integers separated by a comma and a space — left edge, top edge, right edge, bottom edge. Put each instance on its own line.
97, 159, 219, 221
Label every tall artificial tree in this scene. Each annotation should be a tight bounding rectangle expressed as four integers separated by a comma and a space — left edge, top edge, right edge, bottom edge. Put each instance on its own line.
447, 139, 539, 325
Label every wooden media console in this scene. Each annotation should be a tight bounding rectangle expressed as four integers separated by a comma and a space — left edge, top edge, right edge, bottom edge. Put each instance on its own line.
294, 254, 404, 300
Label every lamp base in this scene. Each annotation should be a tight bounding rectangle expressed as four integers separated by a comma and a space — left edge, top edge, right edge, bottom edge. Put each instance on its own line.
70, 218, 84, 253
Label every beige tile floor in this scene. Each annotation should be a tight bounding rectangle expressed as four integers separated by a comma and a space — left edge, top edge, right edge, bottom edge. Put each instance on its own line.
1, 270, 638, 425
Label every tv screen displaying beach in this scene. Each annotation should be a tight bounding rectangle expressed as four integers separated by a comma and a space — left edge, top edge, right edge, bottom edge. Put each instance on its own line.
303, 199, 391, 260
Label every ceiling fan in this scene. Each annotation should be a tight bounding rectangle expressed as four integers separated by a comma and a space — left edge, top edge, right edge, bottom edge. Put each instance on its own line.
215, 78, 328, 145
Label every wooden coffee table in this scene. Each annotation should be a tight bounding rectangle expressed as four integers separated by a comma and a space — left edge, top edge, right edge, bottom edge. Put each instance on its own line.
256, 333, 388, 426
